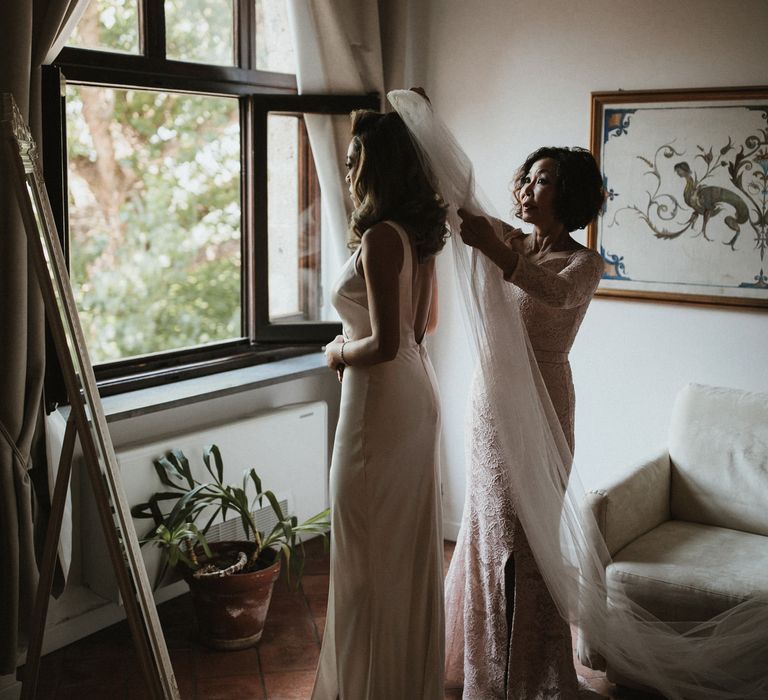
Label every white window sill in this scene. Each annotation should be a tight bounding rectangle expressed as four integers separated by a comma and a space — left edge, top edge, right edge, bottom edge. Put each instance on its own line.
96, 352, 329, 423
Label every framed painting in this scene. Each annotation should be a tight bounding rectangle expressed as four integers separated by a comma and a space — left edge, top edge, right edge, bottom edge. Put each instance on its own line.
589, 86, 768, 308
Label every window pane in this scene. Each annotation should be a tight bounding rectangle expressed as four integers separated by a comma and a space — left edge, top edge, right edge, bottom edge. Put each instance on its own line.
255, 0, 295, 73
66, 86, 242, 363
267, 114, 327, 322
66, 0, 140, 54
165, 0, 235, 66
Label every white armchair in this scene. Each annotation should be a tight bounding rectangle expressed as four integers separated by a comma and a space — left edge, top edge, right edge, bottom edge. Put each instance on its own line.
577, 383, 768, 688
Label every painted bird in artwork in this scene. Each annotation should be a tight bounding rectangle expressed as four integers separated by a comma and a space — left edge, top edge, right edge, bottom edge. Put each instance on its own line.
674, 161, 749, 248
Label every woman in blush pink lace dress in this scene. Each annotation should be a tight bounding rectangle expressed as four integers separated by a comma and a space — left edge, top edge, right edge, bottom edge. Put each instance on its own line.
445, 147, 605, 699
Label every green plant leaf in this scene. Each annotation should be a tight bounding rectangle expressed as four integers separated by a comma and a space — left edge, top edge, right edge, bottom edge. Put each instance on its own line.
263, 490, 285, 522
203, 444, 224, 484
140, 444, 330, 589
200, 504, 222, 535
153, 455, 187, 489
169, 449, 195, 489
247, 469, 263, 507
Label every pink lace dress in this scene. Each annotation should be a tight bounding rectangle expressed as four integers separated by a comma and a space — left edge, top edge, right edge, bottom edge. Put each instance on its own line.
444, 235, 604, 699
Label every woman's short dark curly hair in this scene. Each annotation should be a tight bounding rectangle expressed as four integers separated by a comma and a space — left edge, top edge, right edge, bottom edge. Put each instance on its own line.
511, 146, 604, 232
348, 109, 448, 261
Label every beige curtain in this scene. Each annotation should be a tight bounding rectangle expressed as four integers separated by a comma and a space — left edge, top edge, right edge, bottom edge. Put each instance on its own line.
0, 0, 89, 675
287, 0, 388, 318
286, 0, 416, 317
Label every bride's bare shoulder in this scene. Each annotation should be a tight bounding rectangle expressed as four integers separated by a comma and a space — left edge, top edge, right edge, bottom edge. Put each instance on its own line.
360, 222, 405, 267
362, 221, 402, 243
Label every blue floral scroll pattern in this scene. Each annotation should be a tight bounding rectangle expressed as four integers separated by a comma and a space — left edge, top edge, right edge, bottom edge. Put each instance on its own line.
603, 109, 637, 143
600, 245, 629, 280
601, 174, 619, 215
740, 268, 768, 288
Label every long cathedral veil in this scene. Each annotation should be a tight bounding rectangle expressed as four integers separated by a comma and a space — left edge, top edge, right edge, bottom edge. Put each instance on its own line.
387, 89, 768, 700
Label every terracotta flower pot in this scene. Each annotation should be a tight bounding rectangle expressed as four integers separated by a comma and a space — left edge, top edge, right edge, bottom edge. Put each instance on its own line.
184, 541, 281, 650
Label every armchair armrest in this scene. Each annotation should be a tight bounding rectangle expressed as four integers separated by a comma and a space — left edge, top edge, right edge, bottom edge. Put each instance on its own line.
584, 451, 671, 558
576, 452, 671, 670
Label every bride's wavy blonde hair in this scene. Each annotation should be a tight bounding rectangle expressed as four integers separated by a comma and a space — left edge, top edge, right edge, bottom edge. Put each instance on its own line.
348, 109, 448, 261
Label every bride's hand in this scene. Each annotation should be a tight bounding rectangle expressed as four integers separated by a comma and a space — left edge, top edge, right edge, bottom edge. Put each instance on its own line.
458, 208, 495, 251
325, 335, 346, 371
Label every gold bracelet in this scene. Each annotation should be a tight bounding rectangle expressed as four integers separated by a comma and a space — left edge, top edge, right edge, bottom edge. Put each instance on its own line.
340, 340, 348, 365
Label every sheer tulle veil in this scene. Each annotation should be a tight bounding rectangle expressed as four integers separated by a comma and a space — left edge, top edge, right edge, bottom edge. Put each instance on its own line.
387, 89, 768, 700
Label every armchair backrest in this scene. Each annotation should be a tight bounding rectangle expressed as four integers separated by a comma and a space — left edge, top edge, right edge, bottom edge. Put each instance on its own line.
668, 383, 768, 536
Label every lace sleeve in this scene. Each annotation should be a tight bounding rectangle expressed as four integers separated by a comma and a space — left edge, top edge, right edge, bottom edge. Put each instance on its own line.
492, 217, 522, 242
504, 249, 603, 308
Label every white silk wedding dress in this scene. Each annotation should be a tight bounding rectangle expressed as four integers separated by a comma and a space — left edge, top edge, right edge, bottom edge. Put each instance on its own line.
311, 222, 444, 700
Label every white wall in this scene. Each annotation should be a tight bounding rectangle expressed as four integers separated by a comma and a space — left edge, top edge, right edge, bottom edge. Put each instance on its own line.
401, 0, 768, 536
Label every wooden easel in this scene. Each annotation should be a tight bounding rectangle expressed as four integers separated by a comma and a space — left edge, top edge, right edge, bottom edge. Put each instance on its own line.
1, 93, 180, 699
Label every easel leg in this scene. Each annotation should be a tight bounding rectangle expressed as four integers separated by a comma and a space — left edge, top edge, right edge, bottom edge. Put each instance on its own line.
81, 445, 171, 699
20, 415, 76, 700
6, 97, 179, 699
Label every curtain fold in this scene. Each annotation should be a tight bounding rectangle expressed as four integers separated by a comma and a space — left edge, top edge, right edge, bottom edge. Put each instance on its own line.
287, 0, 386, 318
0, 0, 90, 675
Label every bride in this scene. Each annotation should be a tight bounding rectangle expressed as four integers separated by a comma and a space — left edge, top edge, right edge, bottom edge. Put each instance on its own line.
312, 107, 448, 699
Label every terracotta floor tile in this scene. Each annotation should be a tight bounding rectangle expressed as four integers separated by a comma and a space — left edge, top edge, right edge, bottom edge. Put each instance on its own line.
194, 645, 261, 678
299, 574, 329, 599
56, 685, 124, 700
58, 654, 127, 688
262, 670, 316, 699
312, 615, 326, 641
196, 673, 266, 699
163, 625, 198, 650
170, 649, 196, 678
62, 634, 130, 661
305, 595, 327, 618
266, 594, 314, 626
258, 638, 320, 674
20, 656, 61, 695
272, 576, 310, 598
125, 675, 196, 700
300, 538, 331, 576
260, 616, 317, 646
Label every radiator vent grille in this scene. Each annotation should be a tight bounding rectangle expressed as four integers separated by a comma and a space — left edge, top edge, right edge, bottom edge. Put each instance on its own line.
205, 497, 289, 543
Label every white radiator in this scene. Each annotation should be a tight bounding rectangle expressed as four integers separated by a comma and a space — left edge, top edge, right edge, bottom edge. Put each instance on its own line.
81, 400, 328, 602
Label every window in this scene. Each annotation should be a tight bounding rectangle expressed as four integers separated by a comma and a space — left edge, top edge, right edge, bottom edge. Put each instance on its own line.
44, 0, 377, 400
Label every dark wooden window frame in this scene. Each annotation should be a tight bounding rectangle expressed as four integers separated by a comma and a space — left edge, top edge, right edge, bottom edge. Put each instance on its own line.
40, 2, 377, 404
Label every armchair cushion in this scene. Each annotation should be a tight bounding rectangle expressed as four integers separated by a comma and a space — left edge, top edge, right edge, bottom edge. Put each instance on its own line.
669, 383, 768, 535
607, 520, 768, 624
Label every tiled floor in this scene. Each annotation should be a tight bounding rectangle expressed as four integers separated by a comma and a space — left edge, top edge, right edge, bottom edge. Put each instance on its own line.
26, 539, 661, 699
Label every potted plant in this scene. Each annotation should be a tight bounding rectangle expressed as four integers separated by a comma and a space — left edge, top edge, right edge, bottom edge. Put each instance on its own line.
131, 444, 330, 650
